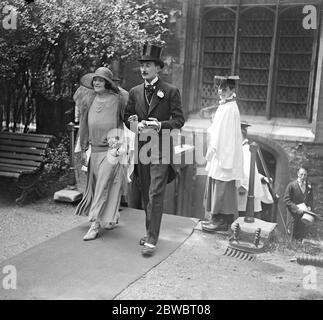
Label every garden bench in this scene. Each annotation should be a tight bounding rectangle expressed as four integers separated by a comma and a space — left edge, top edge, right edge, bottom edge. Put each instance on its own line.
0, 131, 55, 205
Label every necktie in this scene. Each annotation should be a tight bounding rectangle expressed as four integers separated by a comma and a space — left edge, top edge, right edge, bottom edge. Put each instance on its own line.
145, 84, 155, 103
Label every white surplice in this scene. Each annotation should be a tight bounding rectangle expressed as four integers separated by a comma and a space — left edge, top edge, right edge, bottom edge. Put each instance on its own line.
238, 139, 264, 212
206, 99, 244, 182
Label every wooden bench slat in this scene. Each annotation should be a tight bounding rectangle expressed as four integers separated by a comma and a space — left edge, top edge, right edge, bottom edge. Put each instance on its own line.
0, 151, 43, 162
0, 131, 54, 139
0, 158, 41, 167
0, 165, 36, 174
0, 132, 55, 204
0, 171, 20, 179
0, 163, 39, 171
0, 145, 45, 156
0, 132, 54, 144
0, 139, 48, 149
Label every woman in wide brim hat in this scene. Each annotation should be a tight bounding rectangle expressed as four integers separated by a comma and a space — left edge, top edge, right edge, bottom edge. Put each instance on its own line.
80, 66, 119, 90
73, 67, 120, 149
75, 66, 129, 241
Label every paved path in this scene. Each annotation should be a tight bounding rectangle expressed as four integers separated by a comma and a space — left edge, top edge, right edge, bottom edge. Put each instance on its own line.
0, 208, 195, 300
1, 191, 323, 300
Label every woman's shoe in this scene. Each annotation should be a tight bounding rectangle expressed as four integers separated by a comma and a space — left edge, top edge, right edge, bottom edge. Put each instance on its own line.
83, 222, 100, 241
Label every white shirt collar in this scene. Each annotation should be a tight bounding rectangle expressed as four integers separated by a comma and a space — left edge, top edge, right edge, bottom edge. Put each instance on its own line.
297, 179, 306, 187
145, 77, 159, 87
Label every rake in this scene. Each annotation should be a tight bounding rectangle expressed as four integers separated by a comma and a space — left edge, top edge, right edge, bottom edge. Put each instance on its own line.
224, 142, 277, 261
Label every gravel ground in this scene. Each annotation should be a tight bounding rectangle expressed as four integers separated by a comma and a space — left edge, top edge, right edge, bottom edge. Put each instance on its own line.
1, 182, 323, 300
0, 184, 88, 264
114, 227, 323, 300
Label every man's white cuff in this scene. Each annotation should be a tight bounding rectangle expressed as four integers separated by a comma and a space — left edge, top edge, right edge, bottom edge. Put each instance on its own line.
157, 121, 161, 133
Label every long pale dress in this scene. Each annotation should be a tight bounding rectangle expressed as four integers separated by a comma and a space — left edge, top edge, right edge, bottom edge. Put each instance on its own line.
75, 94, 125, 228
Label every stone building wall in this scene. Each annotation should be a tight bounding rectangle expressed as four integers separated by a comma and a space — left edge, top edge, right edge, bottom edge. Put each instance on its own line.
279, 141, 323, 213
279, 140, 323, 238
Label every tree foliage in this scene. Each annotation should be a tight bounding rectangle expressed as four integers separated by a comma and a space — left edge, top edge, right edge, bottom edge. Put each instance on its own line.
0, 0, 168, 131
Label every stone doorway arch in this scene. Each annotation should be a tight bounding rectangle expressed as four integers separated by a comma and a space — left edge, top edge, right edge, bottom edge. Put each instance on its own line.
249, 134, 290, 234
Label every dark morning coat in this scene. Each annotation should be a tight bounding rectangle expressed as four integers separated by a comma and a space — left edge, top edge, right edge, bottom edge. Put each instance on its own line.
283, 180, 313, 215
124, 79, 185, 183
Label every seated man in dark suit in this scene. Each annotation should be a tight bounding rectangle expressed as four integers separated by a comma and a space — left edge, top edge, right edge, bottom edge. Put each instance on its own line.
283, 166, 313, 240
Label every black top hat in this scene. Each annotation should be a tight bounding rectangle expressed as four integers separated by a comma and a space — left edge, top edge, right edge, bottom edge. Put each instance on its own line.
214, 75, 240, 88
138, 44, 164, 69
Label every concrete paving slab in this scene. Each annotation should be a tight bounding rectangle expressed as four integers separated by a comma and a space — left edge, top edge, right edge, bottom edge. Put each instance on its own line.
0, 208, 196, 300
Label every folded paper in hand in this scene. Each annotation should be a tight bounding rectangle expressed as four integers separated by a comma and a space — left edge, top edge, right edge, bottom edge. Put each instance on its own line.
146, 121, 157, 127
297, 203, 308, 211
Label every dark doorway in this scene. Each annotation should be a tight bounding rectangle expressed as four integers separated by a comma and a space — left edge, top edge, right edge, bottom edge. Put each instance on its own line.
257, 147, 276, 182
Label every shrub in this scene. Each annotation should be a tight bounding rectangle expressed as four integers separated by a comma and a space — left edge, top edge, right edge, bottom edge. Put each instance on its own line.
40, 135, 71, 182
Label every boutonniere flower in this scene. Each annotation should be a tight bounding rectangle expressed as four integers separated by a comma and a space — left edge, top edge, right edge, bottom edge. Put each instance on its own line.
157, 90, 164, 99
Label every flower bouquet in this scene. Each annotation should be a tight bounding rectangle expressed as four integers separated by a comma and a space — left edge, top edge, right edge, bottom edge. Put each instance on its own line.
107, 137, 126, 164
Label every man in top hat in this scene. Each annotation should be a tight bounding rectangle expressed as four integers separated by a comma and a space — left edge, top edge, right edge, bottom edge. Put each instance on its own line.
124, 44, 185, 257
202, 75, 244, 232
